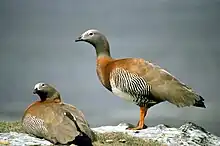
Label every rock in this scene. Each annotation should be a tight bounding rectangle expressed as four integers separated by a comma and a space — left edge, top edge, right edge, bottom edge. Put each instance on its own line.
0, 122, 219, 146
119, 139, 126, 143
105, 139, 113, 143
0, 132, 52, 146
92, 122, 220, 146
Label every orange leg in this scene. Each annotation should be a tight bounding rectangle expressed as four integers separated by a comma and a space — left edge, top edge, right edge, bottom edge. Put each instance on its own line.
127, 107, 148, 130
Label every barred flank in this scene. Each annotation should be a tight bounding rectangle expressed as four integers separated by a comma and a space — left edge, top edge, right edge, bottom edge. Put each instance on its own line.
110, 68, 157, 107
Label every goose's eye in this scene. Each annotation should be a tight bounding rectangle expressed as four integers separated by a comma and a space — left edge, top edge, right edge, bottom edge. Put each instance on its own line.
89, 32, 93, 36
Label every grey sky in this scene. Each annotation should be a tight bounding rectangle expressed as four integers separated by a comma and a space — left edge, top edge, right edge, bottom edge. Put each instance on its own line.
0, 0, 220, 135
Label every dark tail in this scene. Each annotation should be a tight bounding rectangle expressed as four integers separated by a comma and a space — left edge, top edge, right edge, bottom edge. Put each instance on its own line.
193, 96, 206, 108
73, 134, 93, 146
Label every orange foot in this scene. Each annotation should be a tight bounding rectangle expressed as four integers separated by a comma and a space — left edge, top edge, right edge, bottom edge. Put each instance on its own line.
126, 107, 148, 130
126, 121, 148, 130
126, 125, 145, 130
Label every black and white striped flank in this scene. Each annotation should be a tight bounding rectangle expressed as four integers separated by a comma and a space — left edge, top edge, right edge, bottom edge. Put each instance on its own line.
110, 68, 157, 107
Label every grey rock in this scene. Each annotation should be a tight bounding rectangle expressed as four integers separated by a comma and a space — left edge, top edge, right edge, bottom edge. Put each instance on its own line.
0, 132, 52, 146
0, 122, 219, 146
92, 122, 220, 146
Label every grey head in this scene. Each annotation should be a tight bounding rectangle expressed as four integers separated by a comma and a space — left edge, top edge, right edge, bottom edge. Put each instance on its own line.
75, 29, 111, 57
33, 82, 60, 101
75, 29, 103, 47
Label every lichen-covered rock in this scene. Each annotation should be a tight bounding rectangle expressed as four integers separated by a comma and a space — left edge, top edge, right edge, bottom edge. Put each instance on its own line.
0, 122, 219, 146
0, 132, 52, 146
92, 122, 220, 146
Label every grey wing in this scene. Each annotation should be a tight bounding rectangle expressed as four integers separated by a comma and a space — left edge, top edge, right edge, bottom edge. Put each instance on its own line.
22, 106, 80, 144
42, 106, 81, 144
49, 111, 80, 144
61, 103, 96, 142
143, 61, 203, 107
110, 68, 157, 107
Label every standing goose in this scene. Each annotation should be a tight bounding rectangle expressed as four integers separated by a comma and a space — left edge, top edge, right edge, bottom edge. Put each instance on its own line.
75, 29, 206, 130
22, 82, 96, 145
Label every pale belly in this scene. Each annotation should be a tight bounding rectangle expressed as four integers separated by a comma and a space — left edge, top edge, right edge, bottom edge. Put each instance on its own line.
111, 87, 134, 102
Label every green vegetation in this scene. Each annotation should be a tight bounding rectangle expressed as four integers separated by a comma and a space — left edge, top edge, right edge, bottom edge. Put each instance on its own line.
0, 121, 24, 133
93, 131, 161, 146
0, 121, 162, 146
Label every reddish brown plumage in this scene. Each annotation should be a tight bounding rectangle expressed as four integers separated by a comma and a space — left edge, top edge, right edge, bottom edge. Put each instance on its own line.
75, 29, 206, 130
97, 57, 205, 107
22, 83, 95, 145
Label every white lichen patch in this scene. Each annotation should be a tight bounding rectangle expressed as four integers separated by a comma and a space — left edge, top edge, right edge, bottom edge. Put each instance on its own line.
0, 122, 219, 146
0, 132, 52, 146
92, 122, 220, 146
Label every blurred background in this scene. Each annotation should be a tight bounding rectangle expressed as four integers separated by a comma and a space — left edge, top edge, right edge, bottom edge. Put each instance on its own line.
0, 0, 220, 135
